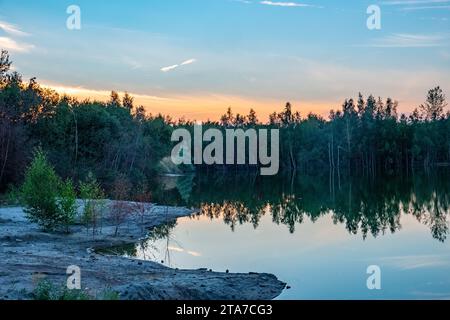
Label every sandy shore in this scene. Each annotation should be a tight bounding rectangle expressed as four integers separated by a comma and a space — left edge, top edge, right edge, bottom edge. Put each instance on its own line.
0, 201, 286, 300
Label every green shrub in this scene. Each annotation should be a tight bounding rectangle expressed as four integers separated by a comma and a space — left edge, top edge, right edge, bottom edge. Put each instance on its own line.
57, 179, 77, 233
33, 280, 57, 300
79, 172, 105, 236
33, 280, 91, 300
21, 149, 77, 232
100, 288, 120, 300
33, 280, 119, 300
2, 185, 22, 206
22, 150, 61, 231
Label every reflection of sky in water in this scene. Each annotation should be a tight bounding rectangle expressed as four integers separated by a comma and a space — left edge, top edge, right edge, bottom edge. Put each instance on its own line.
133, 213, 450, 300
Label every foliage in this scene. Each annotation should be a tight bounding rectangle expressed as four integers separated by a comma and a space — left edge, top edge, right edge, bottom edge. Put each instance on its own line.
0, 185, 22, 206
100, 288, 120, 300
201, 91, 448, 175
57, 179, 77, 232
33, 280, 119, 300
1, 50, 449, 197
33, 280, 91, 300
21, 149, 76, 231
419, 86, 447, 121
79, 172, 105, 237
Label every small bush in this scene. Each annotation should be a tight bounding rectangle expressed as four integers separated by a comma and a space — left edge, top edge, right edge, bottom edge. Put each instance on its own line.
21, 149, 77, 232
33, 279, 56, 300
79, 172, 105, 237
100, 288, 120, 300
3, 185, 22, 206
57, 179, 77, 233
33, 280, 119, 300
33, 280, 91, 300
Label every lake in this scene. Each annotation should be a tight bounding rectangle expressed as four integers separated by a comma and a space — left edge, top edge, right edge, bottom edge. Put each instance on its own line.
123, 171, 450, 299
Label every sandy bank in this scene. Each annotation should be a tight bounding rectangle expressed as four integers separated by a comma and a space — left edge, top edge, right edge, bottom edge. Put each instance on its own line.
0, 201, 285, 300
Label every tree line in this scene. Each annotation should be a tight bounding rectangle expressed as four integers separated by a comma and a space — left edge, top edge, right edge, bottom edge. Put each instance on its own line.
1, 50, 449, 194
176, 91, 449, 176
0, 50, 172, 193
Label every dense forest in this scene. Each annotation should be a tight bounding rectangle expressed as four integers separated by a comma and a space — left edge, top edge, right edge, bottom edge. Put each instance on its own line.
0, 50, 173, 193
1, 50, 449, 194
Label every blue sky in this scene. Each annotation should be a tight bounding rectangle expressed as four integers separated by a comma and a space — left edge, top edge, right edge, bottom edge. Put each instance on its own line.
0, 0, 449, 120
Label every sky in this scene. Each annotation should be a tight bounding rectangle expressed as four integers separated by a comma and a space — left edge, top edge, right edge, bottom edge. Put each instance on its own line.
0, 0, 449, 121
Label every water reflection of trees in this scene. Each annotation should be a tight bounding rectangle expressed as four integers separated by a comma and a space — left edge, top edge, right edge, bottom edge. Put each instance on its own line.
179, 171, 450, 242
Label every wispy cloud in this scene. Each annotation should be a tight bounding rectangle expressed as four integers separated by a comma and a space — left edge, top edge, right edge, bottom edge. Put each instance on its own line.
381, 0, 450, 10
382, 0, 450, 4
363, 33, 447, 48
260, 1, 322, 7
420, 16, 449, 20
0, 37, 34, 52
180, 58, 197, 66
0, 20, 29, 37
399, 5, 450, 10
230, 0, 252, 4
161, 64, 180, 72
161, 58, 197, 72
0, 20, 33, 53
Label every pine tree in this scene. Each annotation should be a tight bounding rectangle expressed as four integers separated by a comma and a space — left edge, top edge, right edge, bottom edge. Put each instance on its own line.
247, 108, 258, 125
109, 91, 121, 107
21, 149, 76, 231
123, 92, 134, 111
419, 86, 447, 121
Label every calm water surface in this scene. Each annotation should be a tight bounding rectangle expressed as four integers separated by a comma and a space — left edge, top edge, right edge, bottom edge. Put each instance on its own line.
127, 171, 450, 299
